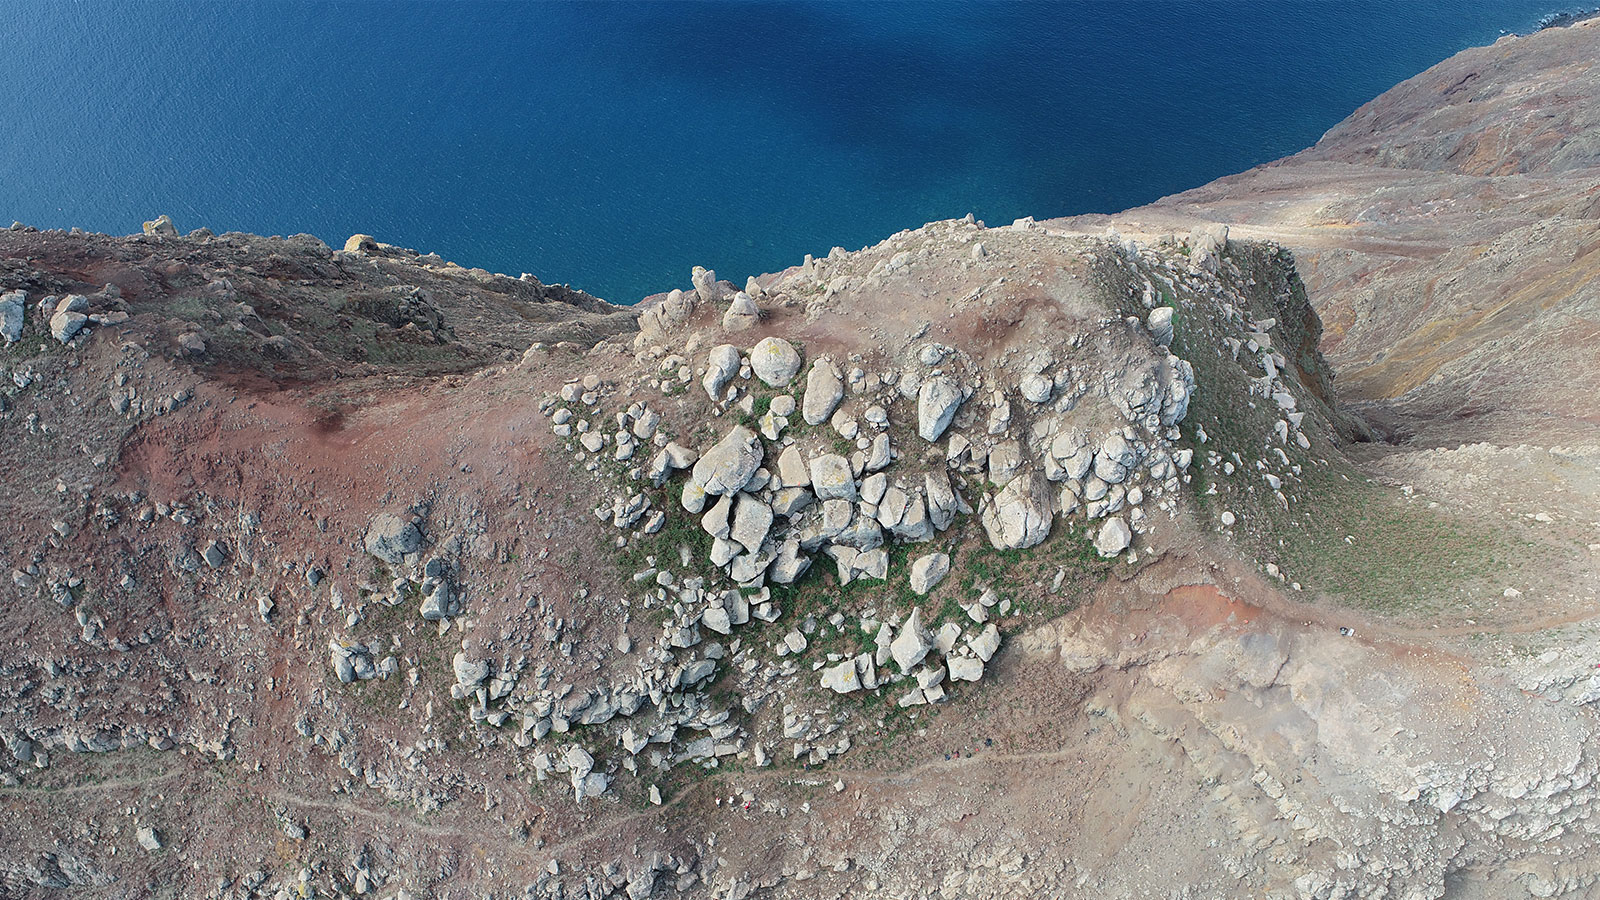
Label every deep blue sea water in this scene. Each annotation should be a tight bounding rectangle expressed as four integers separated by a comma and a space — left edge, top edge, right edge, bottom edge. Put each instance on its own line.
0, 2, 1570, 302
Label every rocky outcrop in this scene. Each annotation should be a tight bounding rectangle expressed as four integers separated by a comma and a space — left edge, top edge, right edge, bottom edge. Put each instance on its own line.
364, 513, 422, 565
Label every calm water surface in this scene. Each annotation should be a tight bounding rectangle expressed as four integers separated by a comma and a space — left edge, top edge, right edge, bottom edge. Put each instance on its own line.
0, 2, 1565, 301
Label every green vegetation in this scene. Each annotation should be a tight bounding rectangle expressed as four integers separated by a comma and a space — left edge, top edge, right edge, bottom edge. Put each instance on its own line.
1091, 241, 1558, 615
1265, 466, 1548, 614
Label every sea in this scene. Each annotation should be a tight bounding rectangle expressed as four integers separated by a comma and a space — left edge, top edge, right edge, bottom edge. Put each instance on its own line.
0, 1, 1576, 303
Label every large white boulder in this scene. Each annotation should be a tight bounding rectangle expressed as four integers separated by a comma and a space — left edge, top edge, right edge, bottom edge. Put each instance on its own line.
1093, 431, 1138, 484
917, 375, 963, 441
691, 265, 722, 304
0, 291, 24, 343
890, 608, 932, 672
925, 470, 959, 532
1094, 516, 1132, 557
980, 470, 1053, 550
808, 453, 856, 501
1148, 306, 1175, 347
364, 513, 422, 565
802, 359, 844, 425
730, 493, 774, 553
691, 426, 764, 495
776, 445, 811, 488
820, 658, 862, 694
452, 652, 490, 688
702, 344, 741, 401
50, 310, 87, 343
968, 624, 1001, 662
1020, 373, 1053, 404
723, 291, 761, 330
749, 337, 802, 387
948, 655, 984, 682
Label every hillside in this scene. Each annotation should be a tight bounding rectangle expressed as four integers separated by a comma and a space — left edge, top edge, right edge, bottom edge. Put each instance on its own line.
3, 18, 1600, 900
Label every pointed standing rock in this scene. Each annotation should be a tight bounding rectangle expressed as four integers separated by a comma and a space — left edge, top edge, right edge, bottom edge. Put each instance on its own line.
692, 265, 722, 304
890, 608, 932, 671
723, 292, 761, 331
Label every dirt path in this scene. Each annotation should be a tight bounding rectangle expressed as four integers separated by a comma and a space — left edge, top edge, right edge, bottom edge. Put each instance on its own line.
0, 766, 186, 797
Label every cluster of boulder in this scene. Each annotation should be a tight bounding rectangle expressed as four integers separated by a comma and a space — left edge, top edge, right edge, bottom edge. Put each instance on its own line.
325, 228, 1326, 811
328, 639, 397, 684
615, 326, 1196, 600
819, 606, 1002, 706
360, 511, 463, 621
507, 260, 1218, 788
0, 285, 131, 347
445, 590, 761, 801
